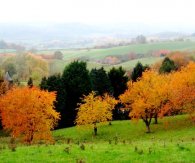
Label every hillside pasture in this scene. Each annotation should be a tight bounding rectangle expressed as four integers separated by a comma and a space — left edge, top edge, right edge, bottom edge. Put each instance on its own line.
0, 115, 194, 162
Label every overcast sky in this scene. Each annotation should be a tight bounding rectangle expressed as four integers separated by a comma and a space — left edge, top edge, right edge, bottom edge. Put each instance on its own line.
0, 0, 195, 25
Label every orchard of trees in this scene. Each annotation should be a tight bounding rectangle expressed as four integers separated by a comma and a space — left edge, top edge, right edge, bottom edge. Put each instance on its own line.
0, 54, 195, 144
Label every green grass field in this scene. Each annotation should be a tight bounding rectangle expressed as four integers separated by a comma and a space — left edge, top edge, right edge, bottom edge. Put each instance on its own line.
2, 41, 195, 74
39, 41, 195, 61
0, 115, 194, 162
41, 41, 195, 73
49, 57, 163, 75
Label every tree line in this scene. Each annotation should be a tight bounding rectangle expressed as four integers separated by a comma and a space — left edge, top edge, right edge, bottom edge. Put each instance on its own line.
39, 61, 128, 128
0, 56, 194, 143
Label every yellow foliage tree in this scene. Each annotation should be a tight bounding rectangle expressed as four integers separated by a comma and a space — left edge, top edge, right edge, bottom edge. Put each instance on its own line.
0, 87, 60, 144
75, 91, 117, 135
120, 70, 170, 132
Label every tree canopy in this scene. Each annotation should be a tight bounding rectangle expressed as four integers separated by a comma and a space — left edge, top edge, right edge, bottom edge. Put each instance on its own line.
0, 87, 60, 144
75, 91, 117, 134
62, 61, 91, 127
90, 67, 113, 96
159, 57, 177, 74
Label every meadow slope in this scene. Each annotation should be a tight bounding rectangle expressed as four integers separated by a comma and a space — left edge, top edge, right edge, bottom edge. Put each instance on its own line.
0, 115, 194, 162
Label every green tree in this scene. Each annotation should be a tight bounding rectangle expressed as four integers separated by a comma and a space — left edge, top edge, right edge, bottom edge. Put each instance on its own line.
108, 67, 128, 99
131, 62, 149, 82
40, 74, 66, 128
159, 57, 177, 73
62, 61, 91, 127
27, 77, 33, 88
108, 67, 128, 120
39, 77, 47, 90
90, 67, 113, 96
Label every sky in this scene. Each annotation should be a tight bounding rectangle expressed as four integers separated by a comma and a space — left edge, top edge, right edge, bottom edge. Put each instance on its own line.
0, 0, 195, 25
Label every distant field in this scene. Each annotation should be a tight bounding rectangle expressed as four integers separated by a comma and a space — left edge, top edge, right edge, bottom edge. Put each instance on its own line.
0, 115, 194, 162
39, 41, 195, 61
1, 41, 195, 74
49, 57, 163, 74
38, 41, 195, 73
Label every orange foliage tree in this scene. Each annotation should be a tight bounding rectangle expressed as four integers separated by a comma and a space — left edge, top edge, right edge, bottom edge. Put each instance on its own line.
161, 62, 195, 122
0, 87, 60, 144
120, 70, 170, 132
0, 81, 7, 96
75, 91, 117, 135
168, 51, 194, 70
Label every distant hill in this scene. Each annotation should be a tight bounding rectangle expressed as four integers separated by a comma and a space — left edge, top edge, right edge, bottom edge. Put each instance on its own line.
0, 23, 194, 49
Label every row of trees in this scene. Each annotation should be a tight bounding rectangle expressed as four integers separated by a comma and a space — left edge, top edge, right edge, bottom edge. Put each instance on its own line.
39, 61, 128, 128
30, 57, 183, 129
0, 57, 194, 143
75, 61, 195, 134
120, 62, 195, 132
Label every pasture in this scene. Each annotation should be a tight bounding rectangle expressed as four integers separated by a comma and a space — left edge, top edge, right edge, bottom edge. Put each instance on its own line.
0, 115, 194, 162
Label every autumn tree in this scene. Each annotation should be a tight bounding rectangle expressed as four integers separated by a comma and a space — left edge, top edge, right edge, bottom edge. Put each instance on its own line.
0, 87, 60, 144
0, 70, 7, 96
120, 70, 170, 132
75, 91, 117, 135
160, 62, 195, 122
1, 53, 49, 85
167, 51, 194, 70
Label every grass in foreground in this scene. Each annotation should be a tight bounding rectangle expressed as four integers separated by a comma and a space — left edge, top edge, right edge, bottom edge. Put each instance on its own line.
0, 115, 194, 162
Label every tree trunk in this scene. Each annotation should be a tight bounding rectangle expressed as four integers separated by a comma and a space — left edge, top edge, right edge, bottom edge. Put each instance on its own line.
154, 114, 158, 124
94, 124, 97, 136
146, 125, 151, 133
142, 116, 152, 133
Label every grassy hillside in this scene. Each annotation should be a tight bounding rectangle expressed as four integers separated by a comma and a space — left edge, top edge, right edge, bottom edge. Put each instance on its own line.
40, 41, 195, 61
49, 57, 163, 75
0, 115, 194, 162
41, 41, 195, 74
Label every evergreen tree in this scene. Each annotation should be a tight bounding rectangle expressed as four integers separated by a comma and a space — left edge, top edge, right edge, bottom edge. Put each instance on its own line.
108, 67, 128, 99
40, 77, 47, 90
108, 67, 128, 120
159, 57, 177, 73
27, 77, 33, 88
131, 62, 149, 82
90, 67, 113, 96
62, 61, 91, 127
40, 74, 66, 128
